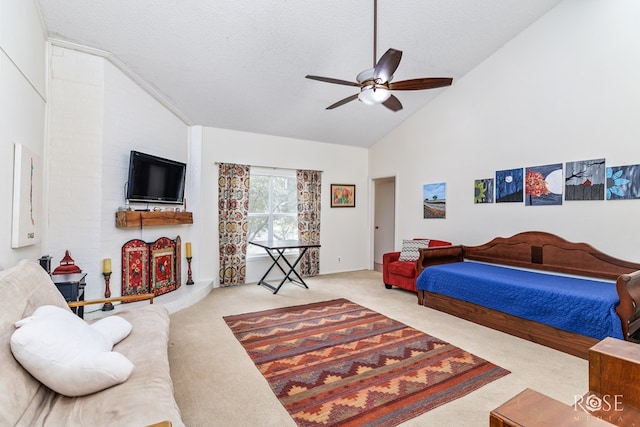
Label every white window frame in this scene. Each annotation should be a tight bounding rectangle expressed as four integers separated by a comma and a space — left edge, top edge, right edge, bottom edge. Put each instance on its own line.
247, 167, 298, 259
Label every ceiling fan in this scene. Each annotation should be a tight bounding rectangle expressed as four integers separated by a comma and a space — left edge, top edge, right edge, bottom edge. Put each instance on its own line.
306, 0, 453, 112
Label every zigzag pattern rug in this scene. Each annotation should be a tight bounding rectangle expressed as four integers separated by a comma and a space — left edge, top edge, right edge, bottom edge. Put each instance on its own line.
223, 298, 509, 426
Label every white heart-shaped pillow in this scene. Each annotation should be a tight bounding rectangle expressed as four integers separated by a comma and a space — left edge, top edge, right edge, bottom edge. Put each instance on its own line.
10, 305, 134, 397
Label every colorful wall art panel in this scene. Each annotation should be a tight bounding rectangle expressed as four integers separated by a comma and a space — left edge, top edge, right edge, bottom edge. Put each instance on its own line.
606, 164, 640, 200
423, 182, 446, 218
495, 168, 523, 203
565, 158, 605, 201
474, 178, 494, 203
525, 163, 563, 206
121, 239, 150, 297
122, 236, 181, 299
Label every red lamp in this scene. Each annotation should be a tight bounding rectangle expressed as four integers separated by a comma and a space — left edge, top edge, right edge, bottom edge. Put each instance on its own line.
52, 250, 82, 275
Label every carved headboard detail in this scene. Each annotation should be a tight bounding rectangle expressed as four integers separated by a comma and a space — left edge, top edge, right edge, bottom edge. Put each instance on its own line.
463, 231, 640, 281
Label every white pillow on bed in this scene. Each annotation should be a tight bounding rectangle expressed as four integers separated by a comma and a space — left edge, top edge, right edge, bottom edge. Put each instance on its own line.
10, 305, 134, 397
398, 239, 430, 262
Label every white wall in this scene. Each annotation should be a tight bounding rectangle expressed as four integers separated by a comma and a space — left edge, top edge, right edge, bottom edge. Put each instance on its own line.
102, 55, 191, 299
369, 0, 640, 262
47, 47, 104, 289
0, 0, 46, 269
0, 0, 46, 94
46, 46, 190, 300
200, 127, 369, 286
39, 44, 369, 296
12, 0, 637, 290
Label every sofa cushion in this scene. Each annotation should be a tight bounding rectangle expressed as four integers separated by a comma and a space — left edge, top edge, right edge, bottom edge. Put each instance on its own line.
0, 260, 70, 427
1, 261, 184, 427
398, 239, 430, 261
10, 305, 134, 397
32, 304, 186, 426
388, 260, 419, 278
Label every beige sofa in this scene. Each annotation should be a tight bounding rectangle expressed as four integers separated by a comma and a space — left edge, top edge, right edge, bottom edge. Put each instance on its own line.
0, 260, 184, 427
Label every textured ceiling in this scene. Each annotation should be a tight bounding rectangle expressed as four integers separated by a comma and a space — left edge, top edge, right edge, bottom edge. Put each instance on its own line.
36, 0, 563, 148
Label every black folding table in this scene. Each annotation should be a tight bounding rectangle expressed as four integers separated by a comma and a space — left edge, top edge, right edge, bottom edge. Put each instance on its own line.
249, 239, 321, 294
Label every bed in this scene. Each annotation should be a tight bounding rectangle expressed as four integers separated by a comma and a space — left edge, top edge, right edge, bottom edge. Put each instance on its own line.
415, 231, 640, 359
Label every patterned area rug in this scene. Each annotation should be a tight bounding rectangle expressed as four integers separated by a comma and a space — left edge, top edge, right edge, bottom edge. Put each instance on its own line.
223, 299, 509, 427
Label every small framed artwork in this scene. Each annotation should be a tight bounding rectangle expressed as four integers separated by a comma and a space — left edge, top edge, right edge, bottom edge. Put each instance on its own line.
423, 182, 446, 218
525, 163, 563, 206
496, 168, 524, 203
606, 164, 640, 200
565, 158, 605, 201
474, 178, 494, 203
331, 184, 356, 207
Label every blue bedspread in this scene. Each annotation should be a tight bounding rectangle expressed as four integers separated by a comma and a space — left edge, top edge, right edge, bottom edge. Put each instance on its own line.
416, 261, 623, 340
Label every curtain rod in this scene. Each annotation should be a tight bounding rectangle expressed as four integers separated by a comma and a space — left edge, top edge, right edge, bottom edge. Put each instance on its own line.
214, 162, 323, 173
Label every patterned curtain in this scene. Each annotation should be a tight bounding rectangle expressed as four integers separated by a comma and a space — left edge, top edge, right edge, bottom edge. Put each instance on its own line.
297, 169, 322, 277
218, 163, 250, 286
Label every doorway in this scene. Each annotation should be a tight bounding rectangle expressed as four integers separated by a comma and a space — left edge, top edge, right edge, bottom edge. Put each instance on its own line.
373, 176, 396, 272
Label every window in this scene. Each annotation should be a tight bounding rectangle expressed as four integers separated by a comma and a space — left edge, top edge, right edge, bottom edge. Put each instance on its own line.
247, 168, 298, 256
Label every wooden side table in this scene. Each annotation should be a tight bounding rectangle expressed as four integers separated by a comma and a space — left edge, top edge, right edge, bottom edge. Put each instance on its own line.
490, 388, 612, 426
52, 273, 87, 318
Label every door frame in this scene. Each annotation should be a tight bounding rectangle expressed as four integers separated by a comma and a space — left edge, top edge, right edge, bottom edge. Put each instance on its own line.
369, 174, 399, 270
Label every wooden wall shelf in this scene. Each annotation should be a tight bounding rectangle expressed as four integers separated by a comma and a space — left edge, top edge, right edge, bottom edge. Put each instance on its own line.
115, 211, 193, 228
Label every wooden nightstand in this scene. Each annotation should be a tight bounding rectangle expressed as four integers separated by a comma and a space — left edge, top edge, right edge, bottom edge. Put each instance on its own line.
490, 388, 612, 426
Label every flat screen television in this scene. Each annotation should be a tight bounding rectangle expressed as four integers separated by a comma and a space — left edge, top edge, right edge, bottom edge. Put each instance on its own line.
126, 150, 186, 204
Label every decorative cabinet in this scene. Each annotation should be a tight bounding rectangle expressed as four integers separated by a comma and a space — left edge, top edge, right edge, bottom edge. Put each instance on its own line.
52, 273, 87, 318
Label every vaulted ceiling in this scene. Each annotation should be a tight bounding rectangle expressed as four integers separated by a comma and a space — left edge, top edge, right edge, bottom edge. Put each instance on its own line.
37, 0, 563, 148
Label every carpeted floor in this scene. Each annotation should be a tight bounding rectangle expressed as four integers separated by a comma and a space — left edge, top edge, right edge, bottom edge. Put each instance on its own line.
168, 270, 588, 427
224, 298, 509, 426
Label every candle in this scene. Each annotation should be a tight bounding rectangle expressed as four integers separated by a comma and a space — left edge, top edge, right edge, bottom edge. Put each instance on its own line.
186, 242, 192, 258
103, 258, 112, 274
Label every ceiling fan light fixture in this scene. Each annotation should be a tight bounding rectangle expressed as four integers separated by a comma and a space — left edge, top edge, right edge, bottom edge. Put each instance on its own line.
356, 68, 374, 83
305, 0, 452, 111
358, 85, 391, 105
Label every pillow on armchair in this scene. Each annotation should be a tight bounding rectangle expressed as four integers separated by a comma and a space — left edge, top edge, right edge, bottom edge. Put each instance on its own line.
398, 239, 430, 262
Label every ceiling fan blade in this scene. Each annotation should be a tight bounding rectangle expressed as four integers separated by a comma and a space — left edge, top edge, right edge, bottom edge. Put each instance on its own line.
373, 49, 402, 82
388, 77, 453, 91
326, 94, 359, 110
306, 75, 361, 87
382, 94, 403, 112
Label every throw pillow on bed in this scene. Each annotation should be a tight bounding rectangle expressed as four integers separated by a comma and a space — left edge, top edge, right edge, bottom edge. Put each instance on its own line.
10, 305, 134, 397
398, 239, 430, 262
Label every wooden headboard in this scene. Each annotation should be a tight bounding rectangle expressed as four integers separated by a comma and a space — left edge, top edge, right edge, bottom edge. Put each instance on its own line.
463, 231, 640, 281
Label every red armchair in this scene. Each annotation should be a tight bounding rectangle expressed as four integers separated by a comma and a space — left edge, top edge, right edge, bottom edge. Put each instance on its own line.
382, 238, 452, 295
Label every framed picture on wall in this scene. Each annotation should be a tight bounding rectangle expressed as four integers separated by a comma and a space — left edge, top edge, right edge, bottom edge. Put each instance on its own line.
496, 168, 524, 203
565, 158, 605, 201
331, 184, 356, 207
423, 182, 446, 218
474, 178, 494, 204
606, 164, 640, 200
12, 143, 43, 248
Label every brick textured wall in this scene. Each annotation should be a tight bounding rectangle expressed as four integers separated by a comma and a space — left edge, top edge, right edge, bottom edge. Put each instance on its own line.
47, 46, 189, 302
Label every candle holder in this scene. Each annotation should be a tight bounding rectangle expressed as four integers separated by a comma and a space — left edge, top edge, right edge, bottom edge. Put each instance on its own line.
186, 256, 194, 285
102, 272, 114, 311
